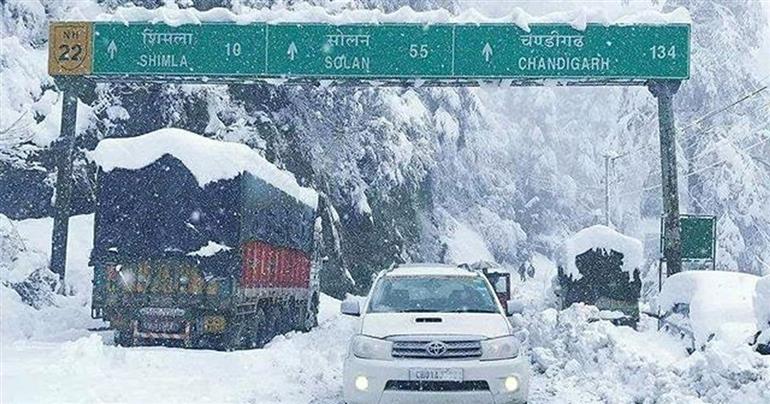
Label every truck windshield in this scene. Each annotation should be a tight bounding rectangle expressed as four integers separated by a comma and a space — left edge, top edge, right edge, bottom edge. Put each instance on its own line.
367, 276, 499, 314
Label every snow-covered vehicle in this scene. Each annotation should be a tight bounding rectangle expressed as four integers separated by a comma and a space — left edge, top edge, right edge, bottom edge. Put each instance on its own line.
554, 225, 643, 327
751, 275, 770, 354
658, 270, 760, 351
88, 128, 325, 349
340, 263, 529, 404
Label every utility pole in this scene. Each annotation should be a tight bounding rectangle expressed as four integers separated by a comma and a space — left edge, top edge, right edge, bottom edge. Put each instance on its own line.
649, 80, 683, 275
603, 154, 612, 226
50, 77, 80, 289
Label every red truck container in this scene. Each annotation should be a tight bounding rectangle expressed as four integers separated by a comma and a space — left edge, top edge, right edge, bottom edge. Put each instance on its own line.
241, 241, 312, 288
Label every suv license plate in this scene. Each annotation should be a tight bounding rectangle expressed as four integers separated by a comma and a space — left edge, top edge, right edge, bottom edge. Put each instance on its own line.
408, 368, 463, 382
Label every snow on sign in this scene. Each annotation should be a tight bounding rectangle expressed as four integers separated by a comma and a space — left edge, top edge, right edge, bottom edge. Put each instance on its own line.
48, 22, 690, 81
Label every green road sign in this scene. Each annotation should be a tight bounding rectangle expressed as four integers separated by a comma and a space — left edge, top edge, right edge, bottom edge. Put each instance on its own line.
267, 24, 454, 78
661, 215, 716, 261
454, 24, 689, 80
93, 23, 265, 76
53, 22, 690, 81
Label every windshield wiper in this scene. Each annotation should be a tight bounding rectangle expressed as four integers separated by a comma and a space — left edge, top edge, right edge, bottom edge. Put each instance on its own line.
400, 309, 440, 313
449, 309, 497, 313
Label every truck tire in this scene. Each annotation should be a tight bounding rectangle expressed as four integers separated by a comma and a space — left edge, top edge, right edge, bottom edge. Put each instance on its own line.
300, 293, 319, 332
251, 307, 270, 348
265, 304, 282, 342
279, 305, 295, 335
224, 316, 247, 351
115, 328, 134, 347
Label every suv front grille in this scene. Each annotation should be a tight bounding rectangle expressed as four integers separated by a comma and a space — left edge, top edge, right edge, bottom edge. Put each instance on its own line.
385, 380, 489, 391
390, 336, 482, 359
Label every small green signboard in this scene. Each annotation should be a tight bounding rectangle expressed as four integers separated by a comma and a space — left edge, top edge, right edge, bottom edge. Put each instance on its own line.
93, 23, 265, 76
454, 24, 689, 79
661, 215, 716, 261
53, 22, 690, 81
267, 24, 454, 77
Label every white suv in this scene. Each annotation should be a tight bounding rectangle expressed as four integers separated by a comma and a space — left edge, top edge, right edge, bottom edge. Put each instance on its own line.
341, 264, 530, 404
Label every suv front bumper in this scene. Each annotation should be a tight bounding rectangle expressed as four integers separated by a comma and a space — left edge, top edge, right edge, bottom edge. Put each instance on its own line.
343, 354, 530, 404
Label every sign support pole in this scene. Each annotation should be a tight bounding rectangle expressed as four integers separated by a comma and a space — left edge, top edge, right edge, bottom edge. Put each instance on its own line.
649, 80, 682, 276
604, 154, 611, 226
50, 77, 80, 289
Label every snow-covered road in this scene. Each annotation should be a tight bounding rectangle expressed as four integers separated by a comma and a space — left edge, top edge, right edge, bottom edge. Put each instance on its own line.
3, 215, 769, 403
2, 294, 356, 403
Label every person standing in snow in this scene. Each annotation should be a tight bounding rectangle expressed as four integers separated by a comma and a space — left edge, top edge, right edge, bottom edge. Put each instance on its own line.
518, 262, 527, 282
527, 261, 536, 279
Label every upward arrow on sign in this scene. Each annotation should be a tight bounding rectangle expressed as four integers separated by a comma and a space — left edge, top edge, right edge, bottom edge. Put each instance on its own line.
287, 42, 297, 61
482, 42, 493, 63
107, 40, 117, 60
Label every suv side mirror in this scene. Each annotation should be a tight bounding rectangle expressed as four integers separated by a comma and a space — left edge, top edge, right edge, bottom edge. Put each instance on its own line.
507, 299, 524, 316
340, 298, 361, 317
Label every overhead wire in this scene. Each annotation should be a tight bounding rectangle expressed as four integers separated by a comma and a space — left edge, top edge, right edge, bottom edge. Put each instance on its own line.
617, 130, 770, 198
610, 76, 770, 159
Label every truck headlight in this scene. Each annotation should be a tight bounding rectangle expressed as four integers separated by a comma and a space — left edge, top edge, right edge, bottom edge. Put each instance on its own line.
351, 335, 392, 360
481, 336, 520, 361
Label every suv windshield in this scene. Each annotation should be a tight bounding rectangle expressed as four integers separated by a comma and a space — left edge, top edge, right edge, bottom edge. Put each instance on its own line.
367, 275, 499, 313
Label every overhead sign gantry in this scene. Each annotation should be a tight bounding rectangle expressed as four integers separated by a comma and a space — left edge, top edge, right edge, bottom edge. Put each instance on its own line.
50, 22, 689, 82
46, 19, 691, 285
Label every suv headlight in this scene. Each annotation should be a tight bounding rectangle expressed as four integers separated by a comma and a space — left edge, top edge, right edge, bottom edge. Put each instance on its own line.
351, 335, 392, 360
481, 336, 520, 361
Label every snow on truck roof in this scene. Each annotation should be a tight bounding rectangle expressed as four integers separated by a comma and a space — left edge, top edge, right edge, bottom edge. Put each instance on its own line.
89, 128, 318, 209
86, 3, 690, 29
560, 225, 643, 281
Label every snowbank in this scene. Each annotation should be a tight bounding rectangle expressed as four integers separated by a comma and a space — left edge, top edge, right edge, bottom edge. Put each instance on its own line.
2, 214, 103, 341
88, 128, 318, 209
659, 271, 759, 347
560, 225, 643, 281
756, 275, 770, 333
1, 294, 358, 403
76, 2, 690, 30
526, 304, 770, 403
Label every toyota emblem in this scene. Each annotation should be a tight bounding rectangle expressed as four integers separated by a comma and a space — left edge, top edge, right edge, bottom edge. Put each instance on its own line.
425, 340, 448, 357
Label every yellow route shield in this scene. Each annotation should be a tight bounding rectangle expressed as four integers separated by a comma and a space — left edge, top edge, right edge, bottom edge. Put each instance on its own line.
48, 22, 92, 76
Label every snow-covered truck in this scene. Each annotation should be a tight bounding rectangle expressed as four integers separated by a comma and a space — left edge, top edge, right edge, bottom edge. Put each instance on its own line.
88, 128, 323, 349
555, 225, 644, 327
